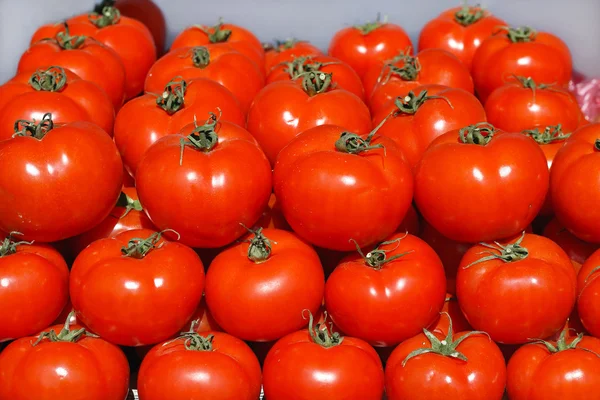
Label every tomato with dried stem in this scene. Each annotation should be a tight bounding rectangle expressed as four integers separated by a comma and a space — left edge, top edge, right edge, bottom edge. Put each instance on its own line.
263, 39, 323, 74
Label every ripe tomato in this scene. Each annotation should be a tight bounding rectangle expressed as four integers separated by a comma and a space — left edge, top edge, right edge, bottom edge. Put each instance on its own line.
0, 233, 69, 342
328, 17, 412, 78
507, 328, 600, 400
248, 72, 371, 164
428, 293, 472, 336
19, 25, 126, 109
136, 113, 271, 248
145, 44, 264, 113
70, 229, 205, 346
0, 318, 129, 400
255, 193, 291, 231
0, 66, 114, 137
114, 77, 244, 177
372, 85, 486, 168
551, 123, 600, 243
472, 26, 572, 103
577, 249, 600, 338
543, 218, 597, 272
0, 116, 122, 242
418, 5, 507, 69
397, 204, 420, 235
264, 39, 323, 74
415, 125, 548, 242
205, 228, 324, 341
138, 325, 262, 400
457, 233, 577, 344
263, 312, 385, 399
273, 124, 413, 251
386, 315, 506, 400
325, 233, 446, 346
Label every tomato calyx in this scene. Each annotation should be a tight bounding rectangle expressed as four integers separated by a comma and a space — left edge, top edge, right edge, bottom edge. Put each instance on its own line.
351, 235, 413, 270
498, 26, 537, 43
115, 191, 143, 218
165, 320, 215, 351
32, 312, 98, 346
28, 66, 67, 92
463, 232, 529, 268
55, 23, 87, 50
304, 309, 343, 348
595, 139, 600, 151
393, 90, 454, 116
0, 232, 32, 257
355, 14, 386, 35
379, 48, 421, 84
121, 229, 178, 258
459, 122, 495, 145
529, 326, 600, 357
522, 124, 571, 145
185, 46, 210, 68
179, 111, 220, 165
13, 112, 54, 140
454, 5, 487, 26
93, 0, 116, 14
194, 19, 232, 43
88, 6, 121, 28
335, 113, 390, 155
282, 56, 340, 81
156, 77, 187, 115
295, 71, 334, 96
240, 225, 276, 263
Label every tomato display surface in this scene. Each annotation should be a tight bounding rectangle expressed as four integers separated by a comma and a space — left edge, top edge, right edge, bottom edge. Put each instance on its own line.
576, 249, 600, 338
205, 228, 324, 341
273, 124, 413, 251
325, 233, 446, 346
457, 233, 577, 344
114, 77, 244, 177
543, 218, 597, 272
0, 66, 114, 137
263, 39, 323, 74
471, 26, 572, 103
415, 124, 548, 243
69, 229, 205, 346
372, 85, 486, 168
136, 113, 271, 248
263, 312, 385, 400
0, 318, 130, 400
0, 115, 122, 242
145, 44, 264, 113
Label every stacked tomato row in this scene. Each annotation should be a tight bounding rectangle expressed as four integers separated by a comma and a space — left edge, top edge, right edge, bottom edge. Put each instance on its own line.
0, 1, 599, 399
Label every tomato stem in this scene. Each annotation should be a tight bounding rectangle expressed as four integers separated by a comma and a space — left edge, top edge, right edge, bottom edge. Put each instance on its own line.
355, 13, 385, 34
156, 77, 187, 115
296, 71, 333, 96
121, 229, 178, 258
463, 231, 529, 268
527, 326, 600, 357
393, 90, 454, 115
454, 5, 487, 26
459, 123, 495, 145
13, 113, 54, 140
335, 113, 391, 155
378, 47, 420, 84
32, 311, 97, 346
164, 320, 215, 351
179, 111, 220, 165
194, 19, 232, 43
281, 56, 341, 81
498, 26, 537, 43
115, 191, 143, 218
185, 46, 210, 68
93, 0, 116, 14
351, 235, 413, 270
305, 310, 343, 348
29, 66, 67, 92
522, 124, 570, 145
0, 232, 32, 257
240, 225, 276, 262
56, 23, 87, 50
88, 6, 121, 28
595, 139, 600, 152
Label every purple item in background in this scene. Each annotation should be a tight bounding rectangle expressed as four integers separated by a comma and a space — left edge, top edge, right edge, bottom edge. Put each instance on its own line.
570, 71, 600, 123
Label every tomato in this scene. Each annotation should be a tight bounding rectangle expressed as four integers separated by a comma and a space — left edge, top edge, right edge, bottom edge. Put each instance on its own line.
551, 123, 600, 243
273, 124, 413, 251
507, 328, 600, 400
415, 124, 548, 242
372, 85, 486, 168
397, 204, 420, 235
114, 77, 245, 177
428, 293, 472, 336
386, 315, 506, 400
543, 218, 597, 272
418, 5, 507, 69
248, 72, 371, 164
138, 324, 262, 400
145, 44, 264, 113
0, 317, 129, 400
264, 39, 323, 74
366, 48, 474, 111
472, 26, 572, 103
70, 229, 205, 346
205, 228, 324, 341
0, 116, 122, 242
576, 249, 600, 338
136, 113, 271, 248
19, 25, 126, 109
255, 193, 291, 231
263, 311, 385, 399
457, 233, 577, 344
0, 66, 114, 137
328, 17, 412, 79
0, 233, 69, 342
325, 233, 446, 346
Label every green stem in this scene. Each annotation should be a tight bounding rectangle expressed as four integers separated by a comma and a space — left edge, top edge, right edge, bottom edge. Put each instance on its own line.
179, 112, 220, 165
528, 326, 600, 358
335, 112, 391, 155
13, 113, 54, 140
379, 49, 420, 84
56, 23, 87, 50
194, 19, 232, 43
595, 139, 600, 151
304, 310, 343, 348
29, 66, 67, 92
394, 90, 454, 115
115, 191, 143, 218
0, 232, 33, 257
156, 78, 187, 115
463, 232, 528, 268
355, 13, 385, 34
297, 71, 333, 96
459, 123, 495, 145
500, 26, 537, 43
32, 311, 97, 346
350, 235, 413, 270
240, 225, 276, 263
163, 320, 215, 351
188, 46, 210, 68
454, 5, 486, 26
88, 6, 121, 28
121, 229, 178, 259
522, 124, 570, 145
93, 0, 115, 14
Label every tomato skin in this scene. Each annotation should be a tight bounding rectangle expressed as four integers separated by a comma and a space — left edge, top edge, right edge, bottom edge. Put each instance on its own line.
577, 249, 600, 338
109, 0, 166, 55
428, 293, 472, 336
255, 193, 291, 231
70, 229, 205, 346
457, 233, 577, 344
328, 23, 412, 79
264, 41, 323, 74
543, 218, 597, 272
397, 204, 420, 235
274, 124, 413, 251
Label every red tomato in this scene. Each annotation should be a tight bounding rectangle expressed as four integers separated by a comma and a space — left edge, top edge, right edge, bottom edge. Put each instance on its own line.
418, 5, 507, 69
551, 123, 600, 243
205, 228, 324, 341
145, 44, 264, 113
273, 124, 413, 251
428, 293, 472, 336
372, 85, 486, 168
325, 233, 446, 346
264, 39, 323, 74
0, 233, 69, 342
397, 204, 420, 235
114, 77, 244, 177
415, 125, 548, 242
328, 18, 412, 78
247, 72, 371, 164
577, 249, 600, 338
457, 233, 577, 344
543, 218, 597, 272
263, 312, 385, 399
19, 25, 126, 109
386, 314, 506, 400
472, 26, 572, 103
136, 113, 271, 248
70, 229, 205, 346
255, 193, 291, 231
0, 116, 122, 242
0, 318, 129, 400
507, 328, 600, 400
0, 66, 114, 137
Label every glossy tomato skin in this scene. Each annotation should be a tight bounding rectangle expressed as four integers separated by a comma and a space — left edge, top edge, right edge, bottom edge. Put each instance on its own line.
274, 124, 413, 251
543, 218, 597, 273
138, 331, 262, 400
70, 229, 205, 346
0, 120, 123, 242
577, 249, 600, 338
264, 41, 323, 74
457, 234, 577, 344
415, 129, 548, 243
247, 79, 371, 165
110, 0, 166, 55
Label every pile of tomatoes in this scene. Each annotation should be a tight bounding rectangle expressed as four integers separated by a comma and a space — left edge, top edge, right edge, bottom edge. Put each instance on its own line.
1, 0, 600, 399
